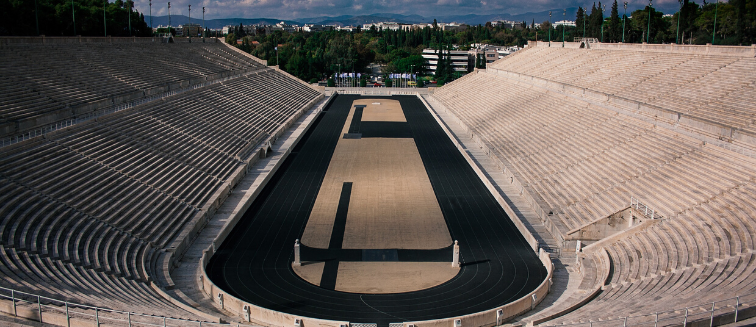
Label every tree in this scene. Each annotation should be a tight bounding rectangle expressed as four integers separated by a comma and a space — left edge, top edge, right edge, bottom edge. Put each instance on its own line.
226, 33, 237, 45
608, 0, 621, 42
576, 7, 586, 38
237, 23, 246, 37
0, 0, 151, 36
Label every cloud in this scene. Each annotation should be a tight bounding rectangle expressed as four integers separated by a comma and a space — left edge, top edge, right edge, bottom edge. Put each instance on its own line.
132, 0, 686, 20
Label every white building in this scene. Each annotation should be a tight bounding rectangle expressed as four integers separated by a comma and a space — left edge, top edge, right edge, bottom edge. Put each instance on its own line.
362, 22, 412, 31
337, 25, 356, 32
270, 21, 298, 33
303, 24, 334, 32
422, 48, 472, 74
553, 20, 576, 27
493, 20, 519, 29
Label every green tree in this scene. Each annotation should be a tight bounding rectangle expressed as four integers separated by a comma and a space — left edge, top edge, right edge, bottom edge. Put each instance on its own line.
226, 33, 237, 45
576, 6, 586, 38
1, 0, 151, 36
608, 0, 621, 42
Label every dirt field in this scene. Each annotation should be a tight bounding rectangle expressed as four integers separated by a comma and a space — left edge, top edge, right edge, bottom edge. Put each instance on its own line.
301, 100, 452, 250
294, 262, 459, 294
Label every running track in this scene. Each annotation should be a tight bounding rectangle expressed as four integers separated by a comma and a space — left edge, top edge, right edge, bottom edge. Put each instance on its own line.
206, 95, 547, 325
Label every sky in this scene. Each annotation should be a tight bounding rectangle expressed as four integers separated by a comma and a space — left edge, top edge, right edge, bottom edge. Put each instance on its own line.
133, 0, 692, 21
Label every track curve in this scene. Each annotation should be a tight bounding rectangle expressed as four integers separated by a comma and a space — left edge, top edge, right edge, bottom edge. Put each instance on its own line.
206, 95, 547, 325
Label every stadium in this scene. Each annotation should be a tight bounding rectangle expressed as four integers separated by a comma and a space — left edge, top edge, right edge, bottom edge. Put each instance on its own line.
1, 20, 756, 327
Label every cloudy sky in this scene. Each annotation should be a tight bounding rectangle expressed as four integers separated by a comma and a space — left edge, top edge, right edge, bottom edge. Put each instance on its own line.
133, 0, 687, 20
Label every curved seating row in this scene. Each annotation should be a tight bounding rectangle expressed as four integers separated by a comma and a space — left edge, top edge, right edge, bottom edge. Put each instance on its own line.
487, 47, 756, 131
0, 41, 267, 137
433, 45, 756, 323
0, 65, 321, 321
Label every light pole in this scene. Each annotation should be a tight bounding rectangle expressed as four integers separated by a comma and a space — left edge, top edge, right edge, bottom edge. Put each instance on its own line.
549, 11, 552, 46
623, 2, 627, 42
712, 0, 719, 44
34, 0, 40, 35
188, 5, 191, 39
202, 7, 205, 40
168, 2, 171, 37
647, 0, 652, 43
582, 5, 586, 38
599, 5, 606, 43
71, 0, 76, 35
149, 0, 152, 30
103, 0, 107, 36
128, 0, 131, 36
562, 9, 566, 47
676, 0, 682, 44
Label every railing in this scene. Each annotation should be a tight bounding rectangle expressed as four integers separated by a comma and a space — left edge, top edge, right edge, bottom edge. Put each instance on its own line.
630, 197, 663, 220
540, 292, 756, 327
0, 67, 271, 148
0, 286, 248, 326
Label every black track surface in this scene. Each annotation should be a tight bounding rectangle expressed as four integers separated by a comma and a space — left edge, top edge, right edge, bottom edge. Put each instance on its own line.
206, 95, 546, 325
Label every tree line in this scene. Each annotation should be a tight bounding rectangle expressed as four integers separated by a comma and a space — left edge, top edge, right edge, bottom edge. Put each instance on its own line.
0, 0, 151, 36
228, 23, 537, 84
566, 0, 755, 45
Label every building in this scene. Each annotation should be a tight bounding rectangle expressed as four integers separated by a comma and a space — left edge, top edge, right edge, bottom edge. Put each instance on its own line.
270, 21, 298, 33
182, 23, 202, 37
492, 20, 520, 29
362, 22, 412, 31
336, 25, 357, 32
439, 23, 467, 32
303, 24, 334, 33
553, 20, 577, 27
422, 48, 472, 75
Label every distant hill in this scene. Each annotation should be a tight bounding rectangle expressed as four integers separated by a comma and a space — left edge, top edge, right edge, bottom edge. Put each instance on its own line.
146, 9, 586, 30
145, 15, 299, 29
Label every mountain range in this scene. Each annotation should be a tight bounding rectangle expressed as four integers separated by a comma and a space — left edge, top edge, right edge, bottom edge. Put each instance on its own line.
145, 9, 586, 30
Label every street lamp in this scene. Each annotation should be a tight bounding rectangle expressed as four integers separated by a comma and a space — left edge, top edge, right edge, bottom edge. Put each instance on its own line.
188, 5, 191, 39
35, 0, 40, 36
103, 0, 107, 36
712, 0, 719, 44
71, 0, 76, 36
549, 11, 552, 46
647, 0, 652, 43
202, 7, 205, 40
168, 2, 171, 37
599, 5, 606, 43
562, 9, 566, 47
676, 0, 682, 44
128, 0, 131, 36
149, 0, 152, 30
623, 2, 627, 42
582, 5, 586, 39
